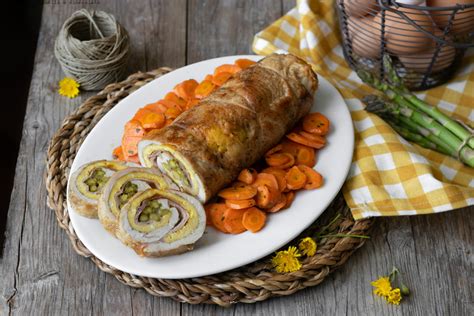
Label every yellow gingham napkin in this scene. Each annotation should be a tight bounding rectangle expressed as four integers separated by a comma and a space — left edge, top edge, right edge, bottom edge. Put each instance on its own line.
252, 0, 474, 219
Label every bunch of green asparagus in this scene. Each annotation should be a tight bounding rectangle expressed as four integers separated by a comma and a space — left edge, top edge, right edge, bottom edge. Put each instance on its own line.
358, 55, 474, 168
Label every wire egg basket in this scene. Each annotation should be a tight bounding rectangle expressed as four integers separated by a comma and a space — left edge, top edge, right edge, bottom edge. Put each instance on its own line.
337, 0, 474, 90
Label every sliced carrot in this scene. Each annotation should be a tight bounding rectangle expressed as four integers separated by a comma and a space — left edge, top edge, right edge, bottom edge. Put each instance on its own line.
186, 98, 200, 110
173, 79, 198, 101
164, 92, 187, 109
112, 146, 126, 161
204, 74, 213, 81
122, 135, 142, 157
299, 131, 326, 146
286, 132, 325, 149
212, 72, 233, 86
124, 120, 145, 137
237, 168, 257, 185
235, 58, 256, 69
164, 118, 174, 127
261, 168, 287, 192
208, 203, 229, 233
252, 173, 279, 191
218, 184, 257, 200
285, 166, 307, 190
242, 207, 267, 233
297, 165, 324, 190
144, 102, 167, 113
265, 152, 295, 169
256, 185, 280, 209
164, 107, 182, 120
214, 64, 241, 75
126, 154, 140, 164
204, 203, 219, 226
158, 99, 183, 111
195, 80, 216, 99
296, 146, 316, 167
223, 208, 247, 234
225, 198, 256, 209
140, 112, 165, 129
280, 140, 309, 157
302, 112, 330, 135
265, 144, 283, 157
283, 191, 296, 209
267, 194, 287, 213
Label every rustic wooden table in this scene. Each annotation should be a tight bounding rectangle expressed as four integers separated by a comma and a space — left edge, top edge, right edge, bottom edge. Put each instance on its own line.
1, 1, 472, 315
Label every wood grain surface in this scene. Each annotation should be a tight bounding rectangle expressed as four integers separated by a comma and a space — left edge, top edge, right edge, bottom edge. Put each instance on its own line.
1, 0, 472, 315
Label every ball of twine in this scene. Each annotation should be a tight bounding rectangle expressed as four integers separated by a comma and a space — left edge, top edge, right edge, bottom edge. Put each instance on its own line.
54, 9, 130, 91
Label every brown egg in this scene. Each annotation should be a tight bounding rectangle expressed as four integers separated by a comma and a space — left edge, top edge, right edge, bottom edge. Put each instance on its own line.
398, 29, 456, 73
339, 0, 379, 18
347, 15, 384, 58
427, 0, 474, 35
380, 7, 434, 55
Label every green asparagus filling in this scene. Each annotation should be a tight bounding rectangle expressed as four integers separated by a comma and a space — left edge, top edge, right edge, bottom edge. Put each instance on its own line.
162, 159, 190, 188
118, 182, 139, 208
138, 200, 171, 223
84, 168, 109, 193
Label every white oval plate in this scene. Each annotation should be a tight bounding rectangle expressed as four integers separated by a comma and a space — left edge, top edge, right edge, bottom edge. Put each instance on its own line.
67, 55, 354, 279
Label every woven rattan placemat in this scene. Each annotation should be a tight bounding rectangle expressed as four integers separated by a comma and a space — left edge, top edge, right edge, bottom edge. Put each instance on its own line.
45, 68, 374, 306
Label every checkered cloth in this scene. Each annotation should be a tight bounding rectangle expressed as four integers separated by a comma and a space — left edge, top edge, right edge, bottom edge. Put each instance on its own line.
252, 0, 474, 219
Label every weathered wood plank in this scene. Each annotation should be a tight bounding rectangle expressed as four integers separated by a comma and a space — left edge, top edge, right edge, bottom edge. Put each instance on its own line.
0, 1, 185, 315
186, 0, 283, 63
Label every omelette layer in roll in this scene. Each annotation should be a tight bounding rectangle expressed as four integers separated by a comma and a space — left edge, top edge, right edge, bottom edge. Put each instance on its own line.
69, 160, 129, 218
116, 188, 206, 257
138, 53, 318, 202
98, 167, 172, 235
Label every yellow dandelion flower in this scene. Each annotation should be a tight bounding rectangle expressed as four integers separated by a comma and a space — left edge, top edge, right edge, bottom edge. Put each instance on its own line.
371, 276, 392, 298
298, 237, 317, 256
272, 246, 302, 273
58, 77, 80, 98
387, 288, 402, 305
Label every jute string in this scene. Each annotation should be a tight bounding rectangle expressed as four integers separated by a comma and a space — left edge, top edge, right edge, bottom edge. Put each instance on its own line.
54, 9, 130, 91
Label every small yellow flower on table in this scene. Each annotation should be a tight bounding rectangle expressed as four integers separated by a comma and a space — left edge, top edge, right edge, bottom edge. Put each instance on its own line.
58, 77, 80, 98
271, 246, 302, 273
298, 237, 317, 256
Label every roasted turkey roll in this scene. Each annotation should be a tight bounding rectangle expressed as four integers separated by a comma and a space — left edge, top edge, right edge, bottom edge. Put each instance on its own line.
138, 53, 318, 202
116, 188, 206, 257
68, 160, 128, 218
98, 167, 172, 235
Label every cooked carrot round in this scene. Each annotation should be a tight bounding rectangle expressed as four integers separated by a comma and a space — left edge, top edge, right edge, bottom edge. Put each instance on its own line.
286, 132, 324, 149
206, 203, 229, 233
297, 165, 324, 190
284, 191, 296, 209
256, 185, 280, 209
242, 207, 267, 233
267, 194, 287, 213
262, 168, 287, 192
265, 144, 283, 157
214, 64, 241, 75
252, 173, 279, 191
265, 152, 295, 169
164, 92, 187, 109
223, 208, 247, 234
225, 198, 256, 209
195, 80, 215, 99
302, 112, 330, 135
299, 131, 326, 146
218, 184, 257, 200
235, 58, 256, 69
285, 166, 307, 190
173, 79, 198, 101
212, 72, 233, 86
237, 168, 257, 185
296, 146, 316, 167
